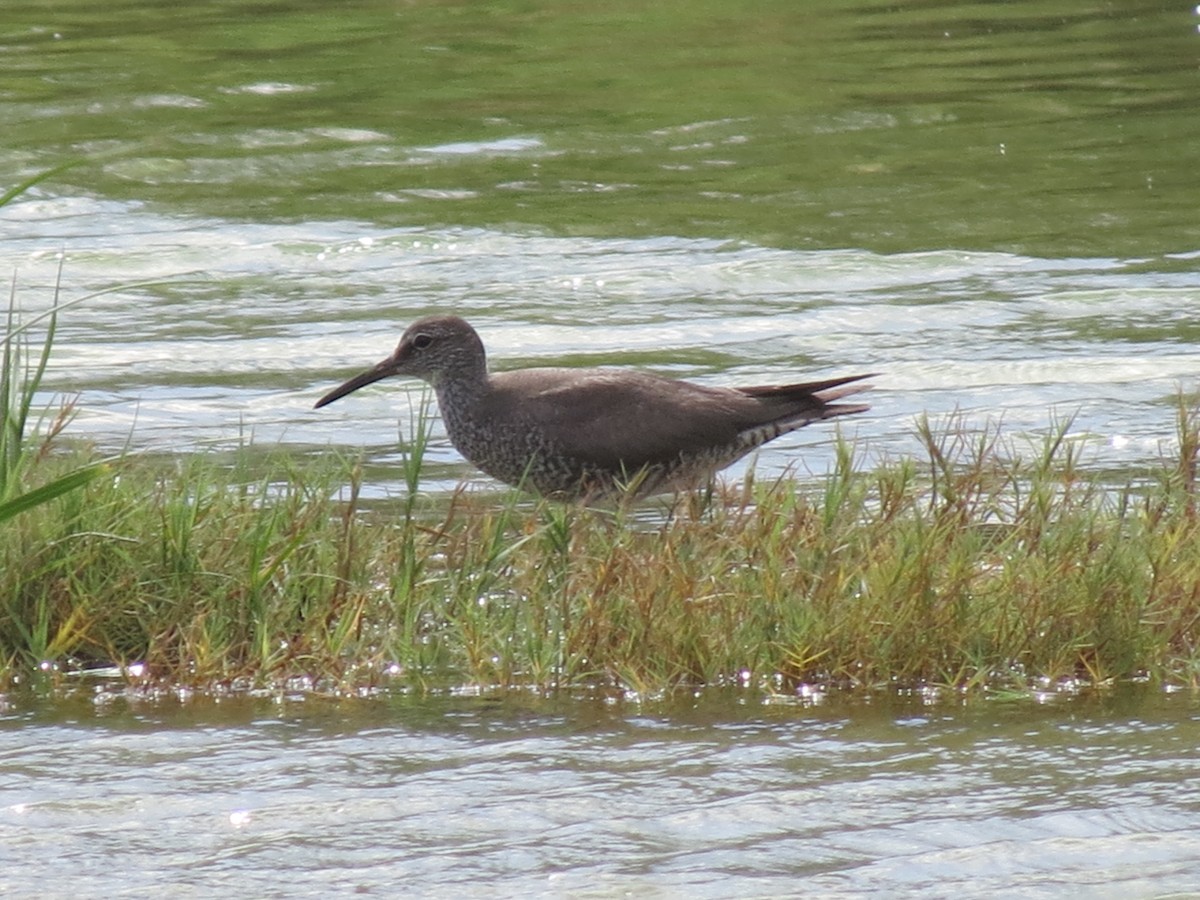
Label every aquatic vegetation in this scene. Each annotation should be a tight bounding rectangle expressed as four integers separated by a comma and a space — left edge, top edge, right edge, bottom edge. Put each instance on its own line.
2, 395, 1199, 699
0, 173, 108, 529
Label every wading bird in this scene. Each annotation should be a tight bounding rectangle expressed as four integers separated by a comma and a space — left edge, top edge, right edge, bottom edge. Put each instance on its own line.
315, 315, 873, 501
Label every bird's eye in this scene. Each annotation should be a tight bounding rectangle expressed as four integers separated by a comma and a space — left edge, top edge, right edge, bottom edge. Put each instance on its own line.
412, 333, 434, 350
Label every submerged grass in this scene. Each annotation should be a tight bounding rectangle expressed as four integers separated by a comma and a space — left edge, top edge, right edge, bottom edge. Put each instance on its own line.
3, 398, 1200, 699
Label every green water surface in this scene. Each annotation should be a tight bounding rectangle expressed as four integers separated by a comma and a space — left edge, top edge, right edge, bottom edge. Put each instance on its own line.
4, 0, 1197, 257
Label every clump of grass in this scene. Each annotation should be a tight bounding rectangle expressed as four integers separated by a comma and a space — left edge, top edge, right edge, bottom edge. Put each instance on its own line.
3, 398, 1200, 699
418, 408, 1200, 695
0, 254, 106, 672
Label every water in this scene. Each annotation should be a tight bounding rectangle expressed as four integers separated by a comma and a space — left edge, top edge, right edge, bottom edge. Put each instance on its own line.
4, 687, 1200, 897
3, 0, 1200, 892
6, 220, 1198, 497
1, 0, 1197, 497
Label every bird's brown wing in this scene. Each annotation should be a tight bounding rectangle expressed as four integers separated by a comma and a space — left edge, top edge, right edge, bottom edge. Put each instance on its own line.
487, 368, 870, 471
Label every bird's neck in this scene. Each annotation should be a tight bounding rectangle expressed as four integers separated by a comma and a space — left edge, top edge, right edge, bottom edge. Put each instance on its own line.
432, 368, 490, 436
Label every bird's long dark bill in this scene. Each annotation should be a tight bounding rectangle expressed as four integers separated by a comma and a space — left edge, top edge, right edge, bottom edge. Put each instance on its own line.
313, 357, 396, 409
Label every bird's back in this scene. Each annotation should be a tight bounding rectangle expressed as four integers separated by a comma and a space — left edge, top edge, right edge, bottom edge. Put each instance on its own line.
440, 366, 869, 497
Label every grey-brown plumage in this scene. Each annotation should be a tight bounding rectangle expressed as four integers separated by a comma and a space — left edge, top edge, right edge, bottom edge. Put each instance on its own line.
315, 315, 874, 500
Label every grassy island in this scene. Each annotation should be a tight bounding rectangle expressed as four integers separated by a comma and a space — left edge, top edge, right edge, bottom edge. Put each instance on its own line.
4, 374, 1199, 699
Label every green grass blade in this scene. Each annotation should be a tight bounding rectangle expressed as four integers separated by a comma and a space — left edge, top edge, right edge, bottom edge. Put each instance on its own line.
0, 463, 109, 524
0, 160, 84, 209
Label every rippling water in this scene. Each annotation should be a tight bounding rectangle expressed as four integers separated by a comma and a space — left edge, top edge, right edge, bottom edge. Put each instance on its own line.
4, 688, 1200, 897
3, 209, 1195, 496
